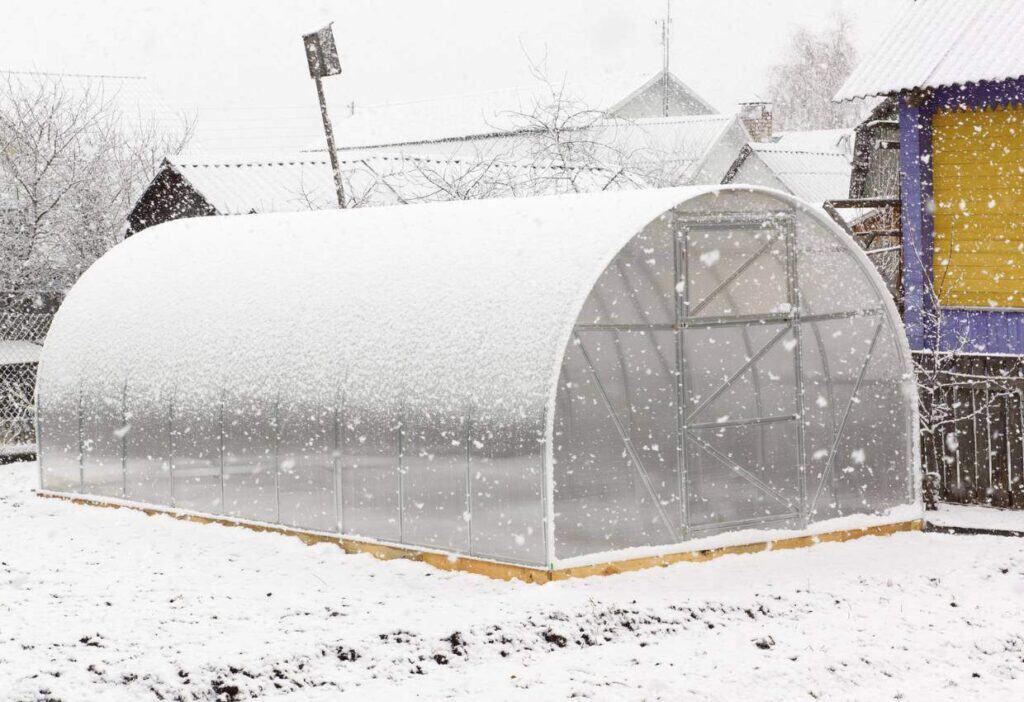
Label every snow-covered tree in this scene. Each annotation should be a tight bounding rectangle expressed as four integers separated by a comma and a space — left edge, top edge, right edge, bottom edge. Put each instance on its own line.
0, 73, 192, 291
766, 13, 863, 131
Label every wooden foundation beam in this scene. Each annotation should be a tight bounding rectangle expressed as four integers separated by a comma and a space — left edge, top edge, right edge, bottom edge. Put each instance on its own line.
36, 491, 922, 584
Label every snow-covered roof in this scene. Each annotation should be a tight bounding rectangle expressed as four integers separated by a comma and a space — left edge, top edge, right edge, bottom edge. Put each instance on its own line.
162, 152, 639, 215
0, 70, 186, 140
772, 129, 853, 155
46, 188, 720, 420
321, 69, 714, 150
0, 340, 42, 365
594, 114, 741, 179
749, 146, 852, 206
835, 0, 1024, 100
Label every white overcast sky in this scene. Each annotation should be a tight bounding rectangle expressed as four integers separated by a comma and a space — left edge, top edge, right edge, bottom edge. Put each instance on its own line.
1, 0, 902, 152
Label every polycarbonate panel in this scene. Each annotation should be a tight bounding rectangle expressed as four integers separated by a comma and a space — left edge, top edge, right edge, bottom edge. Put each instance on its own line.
402, 408, 469, 551
222, 390, 278, 523
685, 421, 801, 530
796, 216, 884, 317
553, 335, 680, 559
124, 381, 172, 506
79, 380, 124, 497
341, 406, 401, 542
826, 323, 911, 515
277, 396, 337, 532
38, 384, 81, 492
468, 414, 545, 564
682, 321, 801, 531
684, 224, 789, 319
578, 218, 675, 326
170, 387, 223, 514
683, 324, 797, 424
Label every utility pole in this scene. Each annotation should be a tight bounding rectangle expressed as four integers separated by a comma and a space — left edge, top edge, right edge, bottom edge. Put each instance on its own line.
302, 22, 346, 208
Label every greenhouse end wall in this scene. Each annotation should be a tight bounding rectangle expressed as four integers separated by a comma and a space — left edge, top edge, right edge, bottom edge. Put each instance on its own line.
36, 186, 920, 572
551, 191, 918, 563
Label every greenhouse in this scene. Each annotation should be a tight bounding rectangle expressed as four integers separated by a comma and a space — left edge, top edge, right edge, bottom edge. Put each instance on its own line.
36, 185, 921, 576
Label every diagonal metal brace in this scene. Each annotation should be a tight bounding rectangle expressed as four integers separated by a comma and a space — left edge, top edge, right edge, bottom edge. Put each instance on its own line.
686, 430, 794, 509
809, 319, 885, 514
573, 333, 680, 542
686, 324, 791, 424
690, 236, 778, 316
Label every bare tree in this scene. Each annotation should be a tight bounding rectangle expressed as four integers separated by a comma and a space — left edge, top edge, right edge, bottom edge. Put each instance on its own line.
766, 13, 864, 131
0, 72, 193, 291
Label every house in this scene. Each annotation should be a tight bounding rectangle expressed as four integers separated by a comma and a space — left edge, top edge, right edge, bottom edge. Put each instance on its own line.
127, 113, 749, 234
836, 0, 1024, 507
318, 68, 718, 158
126, 152, 645, 234
722, 138, 853, 210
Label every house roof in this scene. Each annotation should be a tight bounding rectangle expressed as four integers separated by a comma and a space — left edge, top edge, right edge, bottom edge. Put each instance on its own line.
153, 113, 740, 216
0, 340, 42, 365
162, 152, 640, 215
836, 0, 1024, 100
320, 69, 715, 150
0, 70, 186, 140
772, 129, 853, 153
750, 146, 852, 205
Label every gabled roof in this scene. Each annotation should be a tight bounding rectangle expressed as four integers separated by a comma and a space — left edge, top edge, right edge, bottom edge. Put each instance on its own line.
605, 69, 717, 115
0, 70, 185, 139
723, 143, 852, 207
149, 114, 741, 217
320, 69, 715, 150
752, 146, 852, 205
771, 129, 853, 154
836, 0, 1024, 100
158, 152, 640, 215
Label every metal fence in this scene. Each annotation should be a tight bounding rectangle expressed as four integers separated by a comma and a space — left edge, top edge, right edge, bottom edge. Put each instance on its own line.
920, 371, 1024, 508
1, 308, 57, 456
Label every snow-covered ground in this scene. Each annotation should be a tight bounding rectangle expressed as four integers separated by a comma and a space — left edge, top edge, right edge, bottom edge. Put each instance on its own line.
1, 461, 1022, 701
928, 502, 1024, 534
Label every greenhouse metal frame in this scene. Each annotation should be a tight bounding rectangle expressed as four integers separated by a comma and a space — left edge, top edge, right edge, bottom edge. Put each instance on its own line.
36, 186, 921, 576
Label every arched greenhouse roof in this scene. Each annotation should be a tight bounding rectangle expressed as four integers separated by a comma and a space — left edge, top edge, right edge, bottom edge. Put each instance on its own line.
43, 186, 784, 420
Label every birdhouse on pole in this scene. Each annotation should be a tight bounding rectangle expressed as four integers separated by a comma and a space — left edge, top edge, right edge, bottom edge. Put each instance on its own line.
302, 22, 346, 208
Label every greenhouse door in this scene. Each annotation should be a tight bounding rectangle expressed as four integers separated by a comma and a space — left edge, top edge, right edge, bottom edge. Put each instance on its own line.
676, 212, 806, 536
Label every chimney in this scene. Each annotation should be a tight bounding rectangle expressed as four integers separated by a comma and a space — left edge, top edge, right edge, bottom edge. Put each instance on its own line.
739, 101, 773, 142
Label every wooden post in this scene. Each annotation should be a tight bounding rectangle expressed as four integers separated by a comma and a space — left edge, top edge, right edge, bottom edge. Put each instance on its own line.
314, 74, 346, 208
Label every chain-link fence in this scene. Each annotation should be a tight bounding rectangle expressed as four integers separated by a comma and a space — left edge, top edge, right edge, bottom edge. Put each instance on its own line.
1, 294, 60, 456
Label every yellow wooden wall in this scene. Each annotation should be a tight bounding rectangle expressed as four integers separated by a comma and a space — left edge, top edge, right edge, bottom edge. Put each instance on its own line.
932, 104, 1024, 307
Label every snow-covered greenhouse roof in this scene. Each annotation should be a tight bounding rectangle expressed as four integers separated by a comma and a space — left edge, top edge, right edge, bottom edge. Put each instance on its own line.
835, 0, 1024, 100
50, 187, 704, 416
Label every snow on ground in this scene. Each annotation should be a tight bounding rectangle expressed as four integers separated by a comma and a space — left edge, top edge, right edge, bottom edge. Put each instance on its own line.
928, 502, 1024, 534
1, 461, 1022, 702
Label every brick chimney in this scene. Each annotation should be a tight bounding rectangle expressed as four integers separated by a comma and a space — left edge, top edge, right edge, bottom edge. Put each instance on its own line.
739, 101, 773, 142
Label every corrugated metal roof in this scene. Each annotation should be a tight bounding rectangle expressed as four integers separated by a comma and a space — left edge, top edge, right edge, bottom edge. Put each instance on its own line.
836, 0, 1024, 100
772, 128, 853, 154
164, 115, 738, 215
749, 145, 852, 205
0, 70, 186, 140
323, 70, 713, 150
167, 153, 640, 215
